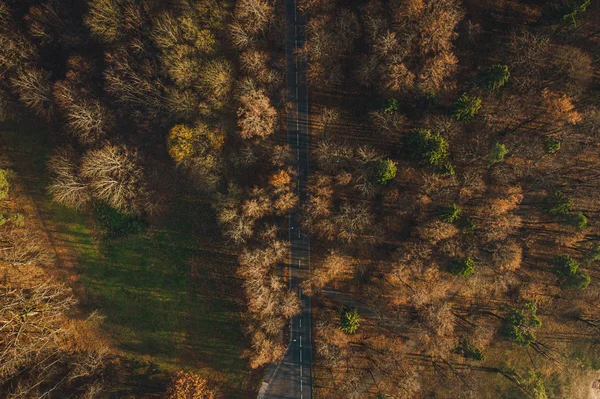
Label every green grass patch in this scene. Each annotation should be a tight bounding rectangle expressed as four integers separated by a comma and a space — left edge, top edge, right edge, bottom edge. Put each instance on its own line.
0, 121, 253, 397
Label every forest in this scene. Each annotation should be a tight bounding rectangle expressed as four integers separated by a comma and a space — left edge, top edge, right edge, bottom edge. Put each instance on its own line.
0, 0, 600, 398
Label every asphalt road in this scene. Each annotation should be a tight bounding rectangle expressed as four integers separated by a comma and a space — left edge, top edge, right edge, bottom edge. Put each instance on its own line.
260, 1, 312, 398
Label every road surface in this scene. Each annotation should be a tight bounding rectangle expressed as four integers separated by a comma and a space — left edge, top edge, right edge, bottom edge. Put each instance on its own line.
260, 1, 312, 398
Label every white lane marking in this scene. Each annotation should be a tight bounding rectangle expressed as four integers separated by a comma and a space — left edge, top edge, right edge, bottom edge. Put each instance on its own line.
298, 229, 300, 238
300, 335, 302, 347
299, 260, 301, 266
300, 350, 303, 362
300, 318, 302, 327
300, 365, 303, 377
301, 381, 303, 392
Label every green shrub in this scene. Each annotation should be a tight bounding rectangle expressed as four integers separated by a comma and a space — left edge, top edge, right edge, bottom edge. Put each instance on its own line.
572, 212, 588, 230
383, 98, 399, 114
460, 217, 477, 233
480, 64, 510, 92
404, 128, 449, 167
447, 257, 475, 276
544, 190, 571, 217
500, 302, 541, 346
441, 203, 462, 223
564, 270, 591, 290
552, 254, 590, 290
562, 0, 591, 26
375, 158, 398, 185
339, 307, 360, 334
489, 142, 508, 166
583, 243, 600, 265
452, 93, 482, 122
553, 254, 579, 278
10, 213, 25, 227
455, 338, 485, 361
92, 202, 147, 239
439, 162, 455, 176
0, 169, 11, 200
544, 138, 561, 155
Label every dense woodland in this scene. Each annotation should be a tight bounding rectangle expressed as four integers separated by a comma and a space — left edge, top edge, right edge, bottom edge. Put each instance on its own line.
297, 0, 600, 398
1, 0, 600, 398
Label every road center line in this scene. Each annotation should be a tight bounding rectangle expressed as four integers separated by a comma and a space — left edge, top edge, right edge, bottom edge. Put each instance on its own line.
300, 335, 302, 348
300, 350, 302, 362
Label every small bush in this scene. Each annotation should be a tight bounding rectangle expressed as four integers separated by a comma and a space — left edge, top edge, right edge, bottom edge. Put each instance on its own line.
339, 306, 360, 334
572, 212, 588, 230
0, 169, 11, 200
544, 190, 571, 217
375, 158, 397, 185
544, 138, 561, 155
489, 142, 508, 166
553, 254, 579, 278
564, 270, 591, 290
455, 338, 485, 361
404, 128, 449, 167
439, 162, 455, 176
447, 257, 475, 276
500, 302, 541, 346
583, 243, 600, 265
441, 203, 462, 223
92, 202, 147, 239
553, 254, 590, 290
452, 93, 481, 122
460, 217, 476, 233
480, 64, 510, 92
383, 98, 399, 114
11, 213, 24, 227
562, 0, 591, 26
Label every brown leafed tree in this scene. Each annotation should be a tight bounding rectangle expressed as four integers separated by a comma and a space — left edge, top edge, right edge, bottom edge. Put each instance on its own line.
0, 283, 107, 398
301, 251, 353, 295
165, 371, 215, 399
541, 88, 582, 125
237, 89, 277, 139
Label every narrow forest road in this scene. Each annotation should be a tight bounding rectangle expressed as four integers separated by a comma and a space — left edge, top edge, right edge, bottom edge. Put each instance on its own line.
258, 1, 312, 398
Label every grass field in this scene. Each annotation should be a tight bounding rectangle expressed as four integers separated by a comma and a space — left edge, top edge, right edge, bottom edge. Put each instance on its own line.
1, 120, 256, 398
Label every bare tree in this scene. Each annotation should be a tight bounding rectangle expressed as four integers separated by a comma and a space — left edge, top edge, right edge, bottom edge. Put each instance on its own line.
80, 144, 152, 215
85, 0, 143, 44
0, 3, 35, 72
198, 59, 234, 104
48, 149, 92, 210
10, 67, 53, 119
234, 0, 274, 33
